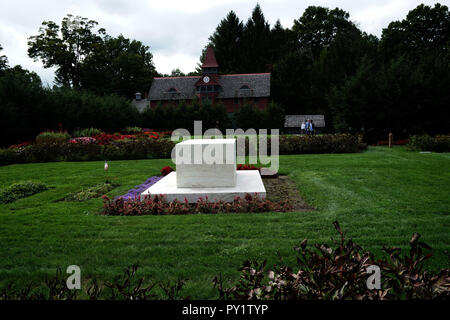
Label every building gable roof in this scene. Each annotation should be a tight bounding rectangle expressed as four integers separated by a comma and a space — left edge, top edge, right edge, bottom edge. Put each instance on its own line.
148, 73, 271, 101
148, 76, 199, 101
217, 73, 270, 99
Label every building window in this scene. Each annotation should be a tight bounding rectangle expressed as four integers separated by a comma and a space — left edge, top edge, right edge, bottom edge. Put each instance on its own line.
167, 88, 178, 99
234, 98, 239, 104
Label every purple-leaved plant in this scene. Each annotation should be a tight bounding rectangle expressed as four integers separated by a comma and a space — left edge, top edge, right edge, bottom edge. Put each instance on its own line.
115, 176, 163, 201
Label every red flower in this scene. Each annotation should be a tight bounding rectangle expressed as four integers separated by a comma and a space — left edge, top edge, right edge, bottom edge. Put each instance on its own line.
237, 164, 258, 170
161, 166, 174, 176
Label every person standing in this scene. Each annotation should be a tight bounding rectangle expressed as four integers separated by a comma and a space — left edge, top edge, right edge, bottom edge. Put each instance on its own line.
301, 121, 306, 135
305, 120, 311, 135
310, 120, 314, 135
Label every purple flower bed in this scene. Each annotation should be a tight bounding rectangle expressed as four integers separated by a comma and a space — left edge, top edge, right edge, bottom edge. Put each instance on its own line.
115, 176, 163, 201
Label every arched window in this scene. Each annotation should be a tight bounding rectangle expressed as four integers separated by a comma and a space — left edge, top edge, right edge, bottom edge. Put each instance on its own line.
240, 85, 250, 91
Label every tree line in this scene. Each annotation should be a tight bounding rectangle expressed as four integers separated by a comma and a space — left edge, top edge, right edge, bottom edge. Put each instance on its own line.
0, 3, 449, 146
199, 3, 449, 141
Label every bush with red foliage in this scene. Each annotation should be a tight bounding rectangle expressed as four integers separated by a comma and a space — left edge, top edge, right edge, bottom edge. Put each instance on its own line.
92, 133, 137, 145
161, 165, 174, 176
100, 193, 292, 216
214, 221, 450, 300
142, 131, 159, 139
8, 142, 31, 149
237, 164, 259, 170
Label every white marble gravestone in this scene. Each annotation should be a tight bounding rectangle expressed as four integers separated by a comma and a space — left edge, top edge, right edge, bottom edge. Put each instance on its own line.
176, 139, 236, 188
141, 138, 266, 202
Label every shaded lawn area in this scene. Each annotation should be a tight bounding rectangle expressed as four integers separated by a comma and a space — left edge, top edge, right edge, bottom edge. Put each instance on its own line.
0, 147, 449, 299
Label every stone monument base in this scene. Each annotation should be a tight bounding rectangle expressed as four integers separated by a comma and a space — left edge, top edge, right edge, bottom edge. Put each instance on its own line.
141, 170, 266, 203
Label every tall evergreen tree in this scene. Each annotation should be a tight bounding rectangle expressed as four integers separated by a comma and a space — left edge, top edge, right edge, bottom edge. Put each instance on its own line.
208, 11, 244, 74
269, 20, 296, 64
240, 4, 271, 72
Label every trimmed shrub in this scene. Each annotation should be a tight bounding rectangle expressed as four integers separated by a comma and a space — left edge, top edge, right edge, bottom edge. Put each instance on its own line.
0, 180, 48, 204
0, 133, 363, 166
30, 140, 67, 162
122, 126, 143, 134
146, 139, 175, 159
408, 134, 450, 152
0, 147, 33, 165
0, 148, 16, 166
35, 131, 70, 143
64, 142, 102, 161
279, 134, 362, 154
72, 128, 102, 138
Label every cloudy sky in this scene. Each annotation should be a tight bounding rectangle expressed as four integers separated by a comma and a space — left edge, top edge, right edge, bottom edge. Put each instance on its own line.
0, 0, 444, 85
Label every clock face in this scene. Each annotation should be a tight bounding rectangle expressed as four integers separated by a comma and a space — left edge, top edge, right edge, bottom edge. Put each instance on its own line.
203, 76, 210, 83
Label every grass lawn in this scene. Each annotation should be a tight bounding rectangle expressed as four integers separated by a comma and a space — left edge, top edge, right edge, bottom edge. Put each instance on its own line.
0, 146, 449, 299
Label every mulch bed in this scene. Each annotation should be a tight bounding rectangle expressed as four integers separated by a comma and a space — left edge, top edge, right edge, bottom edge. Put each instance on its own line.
263, 175, 315, 212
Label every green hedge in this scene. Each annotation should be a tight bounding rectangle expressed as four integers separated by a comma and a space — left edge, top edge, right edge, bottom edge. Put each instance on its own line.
0, 134, 366, 166
407, 134, 450, 152
279, 134, 365, 154
0, 138, 175, 165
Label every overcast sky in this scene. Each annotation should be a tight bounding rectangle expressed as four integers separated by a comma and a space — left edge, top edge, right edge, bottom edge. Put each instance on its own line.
0, 0, 446, 85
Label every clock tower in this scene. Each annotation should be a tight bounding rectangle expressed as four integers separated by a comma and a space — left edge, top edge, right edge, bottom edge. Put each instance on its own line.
195, 47, 220, 104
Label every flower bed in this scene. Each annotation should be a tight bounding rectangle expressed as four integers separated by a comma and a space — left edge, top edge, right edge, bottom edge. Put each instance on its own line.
115, 176, 163, 201
101, 193, 293, 216
0, 181, 48, 204
69, 137, 97, 144
60, 182, 119, 202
